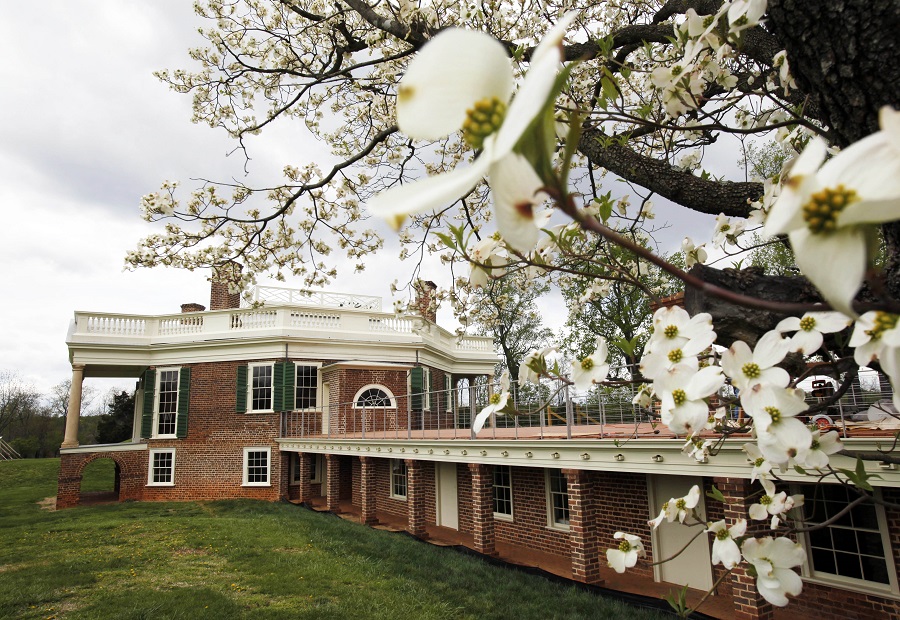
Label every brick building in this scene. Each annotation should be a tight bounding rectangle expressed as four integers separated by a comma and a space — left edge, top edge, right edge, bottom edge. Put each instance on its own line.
59, 277, 900, 619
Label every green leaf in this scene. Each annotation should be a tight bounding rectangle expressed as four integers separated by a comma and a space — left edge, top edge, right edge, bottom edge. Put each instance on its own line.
434, 232, 457, 250
601, 75, 619, 102
838, 457, 881, 492
706, 485, 726, 503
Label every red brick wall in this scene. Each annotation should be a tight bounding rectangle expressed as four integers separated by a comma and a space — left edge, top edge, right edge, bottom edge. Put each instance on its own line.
483, 467, 571, 557
594, 471, 654, 577
321, 367, 412, 434
142, 360, 284, 502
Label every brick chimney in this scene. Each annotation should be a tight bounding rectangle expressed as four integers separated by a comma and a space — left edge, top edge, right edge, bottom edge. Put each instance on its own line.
181, 303, 206, 313
210, 262, 243, 310
413, 280, 438, 323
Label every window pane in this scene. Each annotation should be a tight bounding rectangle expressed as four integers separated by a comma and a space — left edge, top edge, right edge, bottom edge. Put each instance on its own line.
252, 366, 273, 410
157, 370, 179, 435
493, 466, 512, 516
152, 451, 173, 484
357, 388, 390, 407
548, 469, 569, 526
296, 366, 318, 409
391, 460, 407, 497
799, 483, 890, 585
246, 450, 269, 483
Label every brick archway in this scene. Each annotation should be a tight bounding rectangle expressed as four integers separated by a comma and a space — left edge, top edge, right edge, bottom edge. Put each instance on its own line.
57, 450, 147, 509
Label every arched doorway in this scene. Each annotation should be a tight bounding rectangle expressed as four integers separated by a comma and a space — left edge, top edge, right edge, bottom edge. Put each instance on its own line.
79, 457, 120, 505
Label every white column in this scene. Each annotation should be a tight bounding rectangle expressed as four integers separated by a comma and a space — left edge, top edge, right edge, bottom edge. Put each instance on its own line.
61, 365, 85, 448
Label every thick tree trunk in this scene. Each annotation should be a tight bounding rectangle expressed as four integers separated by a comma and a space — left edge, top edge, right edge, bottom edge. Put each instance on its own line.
684, 264, 823, 347
766, 0, 900, 148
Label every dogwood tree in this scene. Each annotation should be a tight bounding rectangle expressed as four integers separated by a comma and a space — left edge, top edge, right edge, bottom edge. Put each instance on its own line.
132, 0, 900, 614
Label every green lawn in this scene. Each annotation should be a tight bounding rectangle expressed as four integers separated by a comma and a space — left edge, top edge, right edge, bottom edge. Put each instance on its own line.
0, 459, 670, 619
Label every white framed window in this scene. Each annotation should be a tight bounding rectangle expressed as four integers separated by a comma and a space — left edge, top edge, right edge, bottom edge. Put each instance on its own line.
148, 449, 175, 486
493, 465, 513, 520
796, 483, 898, 593
546, 468, 570, 530
295, 363, 321, 410
243, 447, 271, 486
289, 453, 323, 485
154, 367, 180, 438
391, 459, 408, 499
249, 363, 274, 412
353, 385, 395, 408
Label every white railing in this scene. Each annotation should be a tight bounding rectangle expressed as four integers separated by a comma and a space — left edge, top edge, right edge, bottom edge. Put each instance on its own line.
369, 316, 415, 333
85, 315, 147, 336
230, 309, 278, 330
158, 315, 204, 336
70, 307, 495, 357
246, 285, 382, 311
290, 311, 341, 330
458, 337, 494, 351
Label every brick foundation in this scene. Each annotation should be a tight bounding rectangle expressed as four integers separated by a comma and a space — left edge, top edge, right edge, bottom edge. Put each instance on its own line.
406, 459, 428, 538
564, 469, 603, 584
469, 463, 496, 555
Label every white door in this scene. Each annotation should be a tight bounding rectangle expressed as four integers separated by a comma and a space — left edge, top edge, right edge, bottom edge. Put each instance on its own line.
321, 383, 330, 434
436, 462, 459, 530
650, 475, 713, 591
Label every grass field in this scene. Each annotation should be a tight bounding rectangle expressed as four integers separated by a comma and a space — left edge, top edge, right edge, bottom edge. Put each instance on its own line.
0, 458, 670, 619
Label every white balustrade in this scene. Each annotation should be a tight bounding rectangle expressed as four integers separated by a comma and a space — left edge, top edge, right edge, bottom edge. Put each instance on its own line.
369, 316, 414, 333
84, 315, 147, 336
290, 311, 341, 330
230, 309, 278, 330
71, 307, 493, 355
158, 315, 204, 336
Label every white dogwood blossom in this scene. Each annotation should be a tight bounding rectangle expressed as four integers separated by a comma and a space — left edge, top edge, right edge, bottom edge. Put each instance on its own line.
763, 106, 900, 315
741, 536, 806, 606
708, 519, 746, 569
606, 532, 646, 573
776, 311, 851, 355
798, 430, 843, 470
656, 365, 725, 436
721, 331, 791, 392
368, 14, 578, 251
572, 336, 611, 391
743, 385, 812, 465
473, 370, 510, 434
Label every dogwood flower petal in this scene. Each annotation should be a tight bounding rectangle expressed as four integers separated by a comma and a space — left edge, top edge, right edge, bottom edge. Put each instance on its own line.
490, 153, 548, 253
396, 29, 513, 140
368, 153, 492, 229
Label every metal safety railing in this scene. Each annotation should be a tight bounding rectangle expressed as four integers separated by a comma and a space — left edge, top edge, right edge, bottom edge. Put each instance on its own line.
279, 370, 897, 441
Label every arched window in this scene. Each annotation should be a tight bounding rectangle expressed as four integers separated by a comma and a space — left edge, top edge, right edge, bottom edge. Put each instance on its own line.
353, 385, 395, 408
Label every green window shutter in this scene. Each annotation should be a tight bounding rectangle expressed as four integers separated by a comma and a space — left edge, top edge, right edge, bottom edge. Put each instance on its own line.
141, 368, 156, 439
410, 366, 423, 410
236, 365, 248, 413
283, 363, 296, 411
176, 367, 191, 438
273, 362, 285, 412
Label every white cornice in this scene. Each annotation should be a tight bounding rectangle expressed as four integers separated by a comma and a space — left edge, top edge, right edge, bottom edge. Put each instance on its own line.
277, 437, 900, 487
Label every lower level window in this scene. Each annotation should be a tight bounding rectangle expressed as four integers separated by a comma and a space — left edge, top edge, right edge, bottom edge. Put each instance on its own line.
493, 465, 513, 518
547, 468, 570, 528
148, 449, 175, 486
391, 459, 407, 499
799, 483, 896, 589
244, 447, 271, 486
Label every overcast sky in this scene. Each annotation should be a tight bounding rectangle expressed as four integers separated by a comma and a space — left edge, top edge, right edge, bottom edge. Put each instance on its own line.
0, 1, 722, 401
